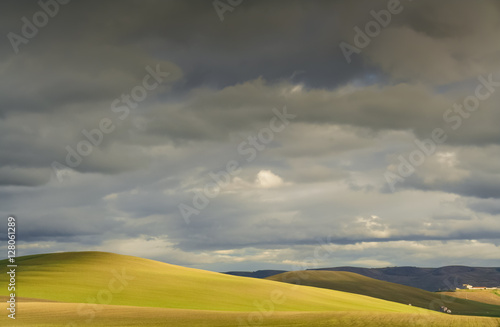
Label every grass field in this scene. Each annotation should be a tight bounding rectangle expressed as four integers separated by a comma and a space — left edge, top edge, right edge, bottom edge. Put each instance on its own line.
0, 252, 431, 312
266, 270, 500, 317
1, 302, 500, 327
441, 290, 500, 306
1, 251, 499, 326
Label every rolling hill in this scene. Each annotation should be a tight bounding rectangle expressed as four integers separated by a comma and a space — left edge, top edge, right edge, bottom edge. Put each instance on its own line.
312, 266, 500, 291
266, 270, 500, 317
0, 251, 430, 313
227, 266, 500, 292
1, 252, 500, 327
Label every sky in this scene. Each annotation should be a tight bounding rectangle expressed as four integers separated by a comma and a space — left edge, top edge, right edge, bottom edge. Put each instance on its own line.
1, 0, 500, 272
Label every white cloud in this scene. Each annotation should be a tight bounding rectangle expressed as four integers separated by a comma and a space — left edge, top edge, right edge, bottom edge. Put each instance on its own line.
255, 170, 284, 188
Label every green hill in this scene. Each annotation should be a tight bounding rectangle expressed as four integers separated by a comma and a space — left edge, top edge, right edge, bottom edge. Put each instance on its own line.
0, 251, 430, 313
266, 270, 500, 317
309, 266, 500, 292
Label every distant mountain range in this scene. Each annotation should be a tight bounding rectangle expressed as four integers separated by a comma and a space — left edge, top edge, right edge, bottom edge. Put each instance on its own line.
223, 269, 288, 279
224, 266, 500, 292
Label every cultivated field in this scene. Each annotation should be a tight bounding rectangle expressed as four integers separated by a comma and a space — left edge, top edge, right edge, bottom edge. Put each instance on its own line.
441, 290, 500, 306
1, 302, 500, 327
1, 252, 499, 326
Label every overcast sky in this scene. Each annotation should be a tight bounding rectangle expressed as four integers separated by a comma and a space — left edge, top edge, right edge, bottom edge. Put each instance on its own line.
1, 0, 500, 272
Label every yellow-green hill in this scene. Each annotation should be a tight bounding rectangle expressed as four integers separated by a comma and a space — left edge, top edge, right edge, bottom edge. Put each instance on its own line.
0, 251, 430, 313
266, 270, 500, 317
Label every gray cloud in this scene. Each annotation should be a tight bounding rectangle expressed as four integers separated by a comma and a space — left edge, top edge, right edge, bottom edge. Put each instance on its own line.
1, 0, 499, 269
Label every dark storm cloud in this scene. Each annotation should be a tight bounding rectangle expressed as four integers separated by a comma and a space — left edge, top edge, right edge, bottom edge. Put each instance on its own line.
1, 0, 365, 92
3, 0, 499, 90
424, 175, 500, 199
467, 198, 500, 215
